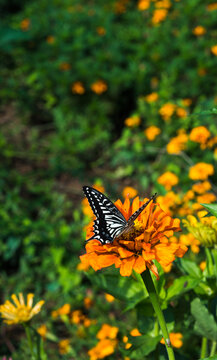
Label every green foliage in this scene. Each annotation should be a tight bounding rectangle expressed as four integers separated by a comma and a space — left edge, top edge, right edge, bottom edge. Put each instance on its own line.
191, 298, 217, 342
201, 203, 217, 217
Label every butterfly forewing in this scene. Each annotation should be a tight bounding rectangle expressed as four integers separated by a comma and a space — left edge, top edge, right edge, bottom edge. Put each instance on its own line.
83, 186, 127, 244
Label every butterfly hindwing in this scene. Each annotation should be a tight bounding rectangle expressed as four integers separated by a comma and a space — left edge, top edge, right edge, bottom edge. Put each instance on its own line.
83, 186, 127, 244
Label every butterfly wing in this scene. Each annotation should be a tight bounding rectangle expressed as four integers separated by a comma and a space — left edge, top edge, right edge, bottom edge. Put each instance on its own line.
83, 186, 127, 244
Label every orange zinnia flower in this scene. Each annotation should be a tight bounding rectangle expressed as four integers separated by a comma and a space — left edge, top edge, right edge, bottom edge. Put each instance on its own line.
80, 197, 186, 278
161, 332, 183, 348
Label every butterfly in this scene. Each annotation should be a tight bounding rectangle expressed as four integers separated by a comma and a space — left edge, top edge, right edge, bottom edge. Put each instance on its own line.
83, 186, 157, 245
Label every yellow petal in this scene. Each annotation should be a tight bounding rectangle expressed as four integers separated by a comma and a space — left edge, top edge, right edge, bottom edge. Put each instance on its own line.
18, 293, 25, 306
11, 294, 20, 307
27, 293, 34, 308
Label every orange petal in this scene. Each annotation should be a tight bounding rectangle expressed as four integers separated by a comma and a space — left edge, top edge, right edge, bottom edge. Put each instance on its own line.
133, 256, 146, 273
120, 257, 135, 276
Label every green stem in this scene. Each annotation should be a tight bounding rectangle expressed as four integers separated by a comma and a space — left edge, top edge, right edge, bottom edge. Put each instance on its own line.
24, 323, 34, 358
210, 341, 217, 357
142, 269, 175, 360
200, 337, 207, 359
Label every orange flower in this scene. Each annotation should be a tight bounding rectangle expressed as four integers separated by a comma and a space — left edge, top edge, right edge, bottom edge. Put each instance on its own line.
157, 191, 180, 215
199, 261, 206, 271
91, 80, 107, 94
152, 9, 168, 24
88, 338, 117, 360
46, 36, 55, 44
20, 19, 30, 31
207, 3, 217, 11
193, 26, 206, 36
189, 126, 211, 145
125, 115, 141, 127
130, 328, 142, 336
157, 172, 179, 190
71, 81, 85, 94
97, 324, 119, 340
145, 92, 159, 102
122, 186, 138, 199
96, 27, 106, 36
84, 297, 93, 309
159, 103, 176, 121
196, 192, 216, 204
105, 293, 115, 302
179, 233, 200, 254
58, 339, 70, 355
211, 45, 217, 56
189, 163, 214, 180
155, 0, 171, 8
144, 126, 161, 141
58, 304, 71, 315
161, 333, 183, 348
137, 0, 150, 11
80, 196, 185, 279
192, 181, 211, 194
59, 62, 71, 71
182, 98, 192, 107
123, 336, 132, 349
167, 131, 188, 154
37, 324, 47, 339
176, 107, 187, 118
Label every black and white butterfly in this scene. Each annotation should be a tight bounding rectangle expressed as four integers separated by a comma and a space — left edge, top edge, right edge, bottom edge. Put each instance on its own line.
83, 186, 157, 245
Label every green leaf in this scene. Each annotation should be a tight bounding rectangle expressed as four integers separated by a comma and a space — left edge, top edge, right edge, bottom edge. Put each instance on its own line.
201, 203, 217, 217
200, 357, 217, 360
191, 298, 217, 342
166, 276, 200, 301
127, 335, 162, 359
87, 268, 148, 307
180, 258, 202, 278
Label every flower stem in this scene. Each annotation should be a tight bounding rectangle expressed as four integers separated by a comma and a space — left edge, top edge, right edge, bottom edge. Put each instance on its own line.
210, 341, 216, 357
142, 269, 175, 360
200, 337, 207, 359
24, 323, 35, 359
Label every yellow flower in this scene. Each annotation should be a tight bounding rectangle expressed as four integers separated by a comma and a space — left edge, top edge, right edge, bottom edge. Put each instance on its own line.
124, 115, 141, 127
189, 126, 211, 145
155, 0, 171, 8
145, 92, 159, 102
20, 19, 30, 31
137, 0, 150, 10
157, 171, 179, 190
144, 126, 161, 141
183, 213, 217, 247
91, 80, 107, 94
161, 333, 183, 348
211, 45, 217, 56
122, 186, 138, 199
207, 3, 217, 11
105, 293, 115, 302
159, 103, 176, 121
179, 233, 200, 254
152, 9, 168, 24
192, 181, 211, 194
0, 293, 44, 325
58, 339, 70, 355
71, 81, 85, 94
37, 324, 47, 339
167, 131, 188, 154
189, 163, 214, 180
199, 261, 206, 271
193, 26, 206, 36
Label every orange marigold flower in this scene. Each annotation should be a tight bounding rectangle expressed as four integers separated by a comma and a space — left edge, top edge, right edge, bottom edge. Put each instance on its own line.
152, 9, 168, 24
125, 115, 141, 127
207, 3, 217, 11
193, 26, 206, 36
167, 131, 188, 154
20, 18, 30, 31
145, 92, 159, 102
122, 186, 138, 199
182, 98, 192, 107
196, 192, 216, 204
176, 107, 187, 118
58, 339, 70, 355
71, 81, 85, 94
157, 191, 180, 215
58, 304, 71, 315
159, 103, 176, 121
97, 324, 119, 340
155, 0, 171, 8
161, 333, 183, 348
144, 126, 161, 141
189, 126, 211, 145
192, 181, 211, 194
37, 324, 47, 339
71, 310, 84, 324
84, 297, 93, 309
46, 35, 55, 44
91, 80, 107, 94
130, 328, 142, 336
211, 45, 217, 56
157, 171, 179, 190
59, 62, 71, 71
199, 261, 206, 271
105, 293, 115, 302
96, 27, 106, 36
88, 338, 117, 360
123, 336, 132, 349
179, 233, 200, 254
137, 0, 150, 11
189, 163, 214, 180
80, 196, 185, 279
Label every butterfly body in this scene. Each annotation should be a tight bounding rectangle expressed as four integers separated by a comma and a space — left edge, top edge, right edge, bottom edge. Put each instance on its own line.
83, 186, 156, 245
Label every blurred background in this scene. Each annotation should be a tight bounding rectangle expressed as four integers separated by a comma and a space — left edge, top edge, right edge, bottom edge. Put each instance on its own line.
0, 0, 217, 358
